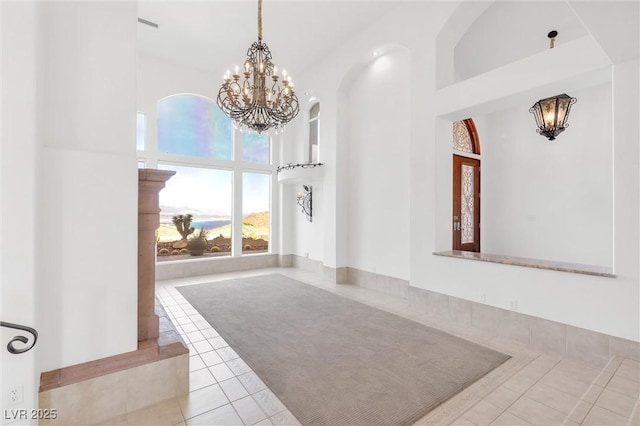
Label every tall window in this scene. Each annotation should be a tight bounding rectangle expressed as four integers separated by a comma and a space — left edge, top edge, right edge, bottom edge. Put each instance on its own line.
309, 102, 320, 163
242, 172, 270, 253
139, 94, 275, 261
157, 164, 233, 257
136, 112, 146, 151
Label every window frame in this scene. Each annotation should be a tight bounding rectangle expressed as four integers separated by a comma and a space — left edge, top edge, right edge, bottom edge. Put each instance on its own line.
308, 101, 320, 163
137, 93, 279, 260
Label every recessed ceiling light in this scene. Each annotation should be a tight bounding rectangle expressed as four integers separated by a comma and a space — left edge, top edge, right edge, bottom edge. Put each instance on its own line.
371, 51, 380, 57
304, 91, 311, 96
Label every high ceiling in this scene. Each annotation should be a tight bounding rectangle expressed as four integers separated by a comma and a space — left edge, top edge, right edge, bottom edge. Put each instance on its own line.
137, 1, 399, 78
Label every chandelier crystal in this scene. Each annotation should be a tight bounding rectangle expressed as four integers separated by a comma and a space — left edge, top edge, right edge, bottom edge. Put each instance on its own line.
216, 0, 299, 134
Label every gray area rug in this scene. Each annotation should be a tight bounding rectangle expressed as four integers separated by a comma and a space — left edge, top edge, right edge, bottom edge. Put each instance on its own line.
178, 274, 510, 425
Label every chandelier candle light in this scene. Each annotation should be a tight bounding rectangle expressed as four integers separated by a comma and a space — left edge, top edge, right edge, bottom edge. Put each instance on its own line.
217, 0, 299, 134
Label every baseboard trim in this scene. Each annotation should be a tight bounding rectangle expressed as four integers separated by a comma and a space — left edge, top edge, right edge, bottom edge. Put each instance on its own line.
156, 253, 279, 280
287, 264, 639, 367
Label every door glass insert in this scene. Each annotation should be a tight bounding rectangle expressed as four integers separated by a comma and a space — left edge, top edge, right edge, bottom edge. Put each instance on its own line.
453, 120, 473, 153
461, 164, 475, 244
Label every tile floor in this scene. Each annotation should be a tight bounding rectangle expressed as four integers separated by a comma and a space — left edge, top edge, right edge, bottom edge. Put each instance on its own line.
107, 267, 640, 425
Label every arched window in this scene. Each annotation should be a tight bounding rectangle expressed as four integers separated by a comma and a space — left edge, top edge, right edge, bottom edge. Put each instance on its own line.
157, 94, 232, 159
453, 118, 480, 154
309, 102, 320, 163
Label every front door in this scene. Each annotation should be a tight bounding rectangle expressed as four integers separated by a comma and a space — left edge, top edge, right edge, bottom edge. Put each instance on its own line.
453, 155, 480, 252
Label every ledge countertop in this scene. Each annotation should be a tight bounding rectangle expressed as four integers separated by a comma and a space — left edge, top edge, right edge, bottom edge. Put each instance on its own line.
433, 250, 615, 278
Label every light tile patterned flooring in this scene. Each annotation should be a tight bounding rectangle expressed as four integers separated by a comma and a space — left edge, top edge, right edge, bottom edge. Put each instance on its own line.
109, 267, 640, 425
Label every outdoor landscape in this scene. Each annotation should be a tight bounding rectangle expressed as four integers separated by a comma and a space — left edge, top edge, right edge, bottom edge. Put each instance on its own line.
156, 211, 269, 260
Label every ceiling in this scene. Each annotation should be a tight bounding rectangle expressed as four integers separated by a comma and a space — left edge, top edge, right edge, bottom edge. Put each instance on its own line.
137, 1, 399, 79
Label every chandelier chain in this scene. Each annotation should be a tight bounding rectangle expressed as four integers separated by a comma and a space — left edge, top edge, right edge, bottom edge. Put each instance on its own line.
258, 0, 263, 41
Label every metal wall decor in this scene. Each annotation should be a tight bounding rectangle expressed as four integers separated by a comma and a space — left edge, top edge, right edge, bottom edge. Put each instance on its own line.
1, 321, 38, 354
296, 185, 312, 222
276, 162, 323, 174
217, 0, 299, 134
530, 93, 577, 140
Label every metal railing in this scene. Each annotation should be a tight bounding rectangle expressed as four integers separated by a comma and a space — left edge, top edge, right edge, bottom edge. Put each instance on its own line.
1, 322, 38, 354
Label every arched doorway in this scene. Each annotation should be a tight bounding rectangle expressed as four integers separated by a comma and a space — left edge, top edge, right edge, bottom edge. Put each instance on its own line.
452, 119, 480, 252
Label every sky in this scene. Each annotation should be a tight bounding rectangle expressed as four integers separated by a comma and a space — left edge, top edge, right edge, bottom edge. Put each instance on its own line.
158, 164, 270, 221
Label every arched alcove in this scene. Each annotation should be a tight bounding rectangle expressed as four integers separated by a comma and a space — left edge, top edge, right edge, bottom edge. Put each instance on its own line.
453, 1, 588, 83
337, 45, 412, 279
433, 2, 616, 270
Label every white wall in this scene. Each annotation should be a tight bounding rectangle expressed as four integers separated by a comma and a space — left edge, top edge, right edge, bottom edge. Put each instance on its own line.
287, 1, 638, 342
37, 1, 139, 370
1, 2, 41, 420
287, 180, 324, 262
482, 83, 613, 266
286, 2, 457, 272
279, 99, 326, 263
2, 1, 138, 417
346, 50, 411, 279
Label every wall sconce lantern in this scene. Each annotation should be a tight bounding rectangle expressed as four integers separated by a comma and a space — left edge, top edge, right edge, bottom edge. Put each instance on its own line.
529, 93, 577, 141
296, 185, 312, 222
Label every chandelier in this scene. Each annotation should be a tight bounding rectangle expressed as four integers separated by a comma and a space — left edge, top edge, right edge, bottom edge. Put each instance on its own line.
216, 0, 299, 134
530, 94, 577, 141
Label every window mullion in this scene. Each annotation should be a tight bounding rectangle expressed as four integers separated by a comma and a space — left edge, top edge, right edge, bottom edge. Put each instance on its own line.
231, 129, 243, 257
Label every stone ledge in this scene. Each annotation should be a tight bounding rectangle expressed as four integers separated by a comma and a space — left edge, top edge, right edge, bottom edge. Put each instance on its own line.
39, 337, 187, 392
39, 337, 188, 425
433, 250, 615, 278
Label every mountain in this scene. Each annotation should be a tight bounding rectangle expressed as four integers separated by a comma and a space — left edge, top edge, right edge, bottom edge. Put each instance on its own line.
208, 212, 269, 240
159, 205, 230, 223
157, 211, 269, 242
243, 211, 269, 228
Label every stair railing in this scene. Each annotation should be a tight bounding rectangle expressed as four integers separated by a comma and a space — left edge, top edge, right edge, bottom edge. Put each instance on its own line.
1, 321, 38, 354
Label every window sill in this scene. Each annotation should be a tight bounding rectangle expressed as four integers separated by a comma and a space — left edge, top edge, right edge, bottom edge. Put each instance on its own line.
156, 251, 270, 265
432, 250, 615, 278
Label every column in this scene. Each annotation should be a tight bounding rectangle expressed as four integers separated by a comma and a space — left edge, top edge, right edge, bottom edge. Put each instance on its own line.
138, 169, 175, 342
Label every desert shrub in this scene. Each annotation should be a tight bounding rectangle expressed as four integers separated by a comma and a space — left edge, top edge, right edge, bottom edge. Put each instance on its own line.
171, 250, 180, 255
179, 248, 189, 254
244, 244, 252, 250
210, 246, 220, 252
158, 248, 170, 255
